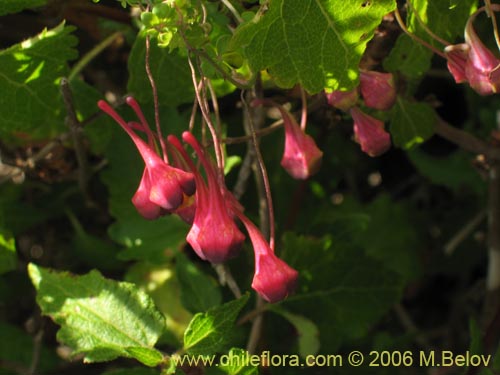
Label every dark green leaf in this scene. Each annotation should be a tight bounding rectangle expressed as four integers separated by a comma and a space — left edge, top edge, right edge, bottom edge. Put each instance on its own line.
383, 34, 432, 78
128, 34, 194, 107
408, 0, 477, 45
0, 321, 59, 374
231, 0, 395, 92
390, 98, 436, 149
0, 22, 77, 136
176, 252, 222, 313
0, 0, 47, 16
184, 294, 249, 356
281, 233, 403, 351
28, 263, 165, 364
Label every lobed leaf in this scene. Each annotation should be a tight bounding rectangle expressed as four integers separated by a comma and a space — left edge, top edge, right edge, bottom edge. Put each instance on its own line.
28, 263, 165, 365
231, 0, 395, 92
0, 22, 77, 136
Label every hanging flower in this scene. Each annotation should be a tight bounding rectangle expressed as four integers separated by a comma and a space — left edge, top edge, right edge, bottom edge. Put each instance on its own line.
276, 105, 323, 180
350, 107, 391, 157
98, 98, 195, 218
236, 213, 298, 303
359, 71, 397, 111
171, 132, 245, 264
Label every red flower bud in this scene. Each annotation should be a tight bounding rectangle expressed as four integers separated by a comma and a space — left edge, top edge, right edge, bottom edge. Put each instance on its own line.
237, 213, 298, 303
350, 107, 391, 157
276, 106, 323, 180
359, 71, 397, 111
98, 98, 195, 216
325, 89, 359, 111
177, 132, 245, 264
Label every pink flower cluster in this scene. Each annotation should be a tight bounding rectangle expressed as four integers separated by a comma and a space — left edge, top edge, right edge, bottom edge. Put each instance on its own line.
326, 70, 395, 157
98, 98, 298, 303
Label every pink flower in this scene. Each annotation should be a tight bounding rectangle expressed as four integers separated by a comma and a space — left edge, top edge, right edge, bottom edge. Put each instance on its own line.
236, 213, 298, 303
98, 98, 195, 218
171, 132, 245, 264
350, 107, 391, 157
444, 44, 469, 83
276, 106, 323, 180
359, 71, 397, 110
463, 12, 500, 95
325, 88, 359, 111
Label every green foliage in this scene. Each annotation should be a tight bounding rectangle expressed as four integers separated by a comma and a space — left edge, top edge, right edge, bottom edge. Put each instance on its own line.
232, 0, 396, 92
383, 34, 432, 78
0, 0, 47, 16
281, 233, 403, 351
28, 264, 165, 365
183, 294, 249, 356
408, 0, 477, 45
0, 22, 77, 137
211, 348, 259, 375
389, 98, 436, 149
176, 252, 222, 313
101, 369, 160, 375
128, 34, 194, 107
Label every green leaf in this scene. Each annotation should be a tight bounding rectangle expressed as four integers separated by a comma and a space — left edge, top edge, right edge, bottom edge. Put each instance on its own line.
176, 252, 222, 313
408, 0, 477, 46
281, 233, 403, 351
124, 347, 164, 367
28, 263, 165, 364
128, 34, 194, 107
390, 98, 436, 149
270, 308, 320, 358
216, 348, 259, 375
383, 34, 432, 78
184, 294, 249, 356
0, 0, 47, 16
0, 22, 78, 136
0, 229, 16, 275
231, 0, 396, 92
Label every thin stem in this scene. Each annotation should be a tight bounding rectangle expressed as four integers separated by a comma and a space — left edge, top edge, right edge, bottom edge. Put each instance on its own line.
187, 54, 225, 175
223, 119, 283, 144
406, 0, 450, 46
444, 210, 487, 255
68, 32, 122, 81
485, 0, 500, 53
212, 264, 242, 299
394, 5, 447, 58
206, 79, 222, 139
60, 78, 90, 200
241, 91, 276, 250
221, 0, 243, 24
145, 35, 168, 163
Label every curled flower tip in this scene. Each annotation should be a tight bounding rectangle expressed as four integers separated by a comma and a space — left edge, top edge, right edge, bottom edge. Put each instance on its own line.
444, 44, 469, 83
350, 107, 391, 157
276, 106, 323, 180
132, 169, 164, 220
237, 214, 298, 303
325, 88, 359, 112
181, 131, 245, 264
359, 71, 397, 111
